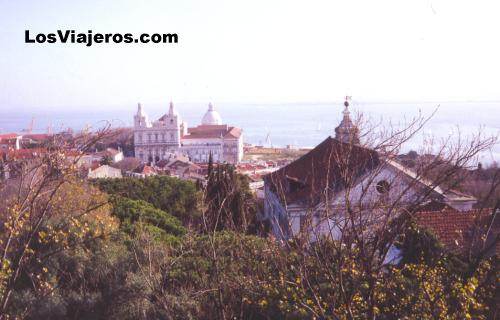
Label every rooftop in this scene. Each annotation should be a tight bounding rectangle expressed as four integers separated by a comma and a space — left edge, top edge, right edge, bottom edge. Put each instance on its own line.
0, 133, 20, 141
183, 124, 242, 139
415, 208, 499, 256
265, 136, 380, 205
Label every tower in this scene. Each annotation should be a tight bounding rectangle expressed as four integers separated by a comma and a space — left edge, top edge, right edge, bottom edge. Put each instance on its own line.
334, 97, 360, 144
168, 101, 176, 116
134, 103, 149, 128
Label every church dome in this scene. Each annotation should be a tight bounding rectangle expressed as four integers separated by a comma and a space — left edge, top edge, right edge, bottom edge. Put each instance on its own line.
201, 103, 222, 125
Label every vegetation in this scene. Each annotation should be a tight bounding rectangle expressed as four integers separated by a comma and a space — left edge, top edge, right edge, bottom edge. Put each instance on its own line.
99, 154, 113, 166
0, 122, 497, 319
110, 196, 186, 243
203, 158, 259, 233
93, 176, 200, 226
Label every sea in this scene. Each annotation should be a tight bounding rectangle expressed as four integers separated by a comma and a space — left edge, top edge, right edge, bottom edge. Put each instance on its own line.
1, 101, 499, 163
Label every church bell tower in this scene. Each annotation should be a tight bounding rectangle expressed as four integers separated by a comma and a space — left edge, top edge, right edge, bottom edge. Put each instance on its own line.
334, 97, 360, 144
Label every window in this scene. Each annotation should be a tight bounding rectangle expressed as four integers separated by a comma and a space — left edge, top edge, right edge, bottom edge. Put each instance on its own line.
376, 180, 390, 194
154, 133, 158, 142
170, 133, 174, 140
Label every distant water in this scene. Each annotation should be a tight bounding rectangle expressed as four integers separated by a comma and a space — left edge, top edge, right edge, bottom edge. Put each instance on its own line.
1, 101, 499, 163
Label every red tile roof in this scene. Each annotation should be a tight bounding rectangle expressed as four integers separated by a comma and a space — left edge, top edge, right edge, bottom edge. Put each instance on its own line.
22, 134, 51, 141
415, 200, 455, 212
415, 208, 499, 255
183, 124, 242, 139
224, 127, 242, 139
133, 164, 156, 175
142, 166, 156, 175
0, 148, 46, 160
265, 137, 380, 206
0, 133, 20, 141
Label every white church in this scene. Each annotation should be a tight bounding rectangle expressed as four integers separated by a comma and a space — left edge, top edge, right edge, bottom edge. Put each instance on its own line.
263, 99, 477, 241
133, 102, 243, 164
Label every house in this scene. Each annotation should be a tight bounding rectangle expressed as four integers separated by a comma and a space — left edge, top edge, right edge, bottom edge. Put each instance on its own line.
156, 158, 205, 181
0, 148, 46, 161
98, 148, 124, 163
76, 148, 124, 168
20, 133, 52, 147
88, 165, 122, 179
262, 99, 478, 241
0, 133, 22, 151
125, 164, 157, 178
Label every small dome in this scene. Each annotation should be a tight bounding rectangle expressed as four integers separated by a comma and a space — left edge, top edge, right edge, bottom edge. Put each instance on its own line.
201, 103, 222, 125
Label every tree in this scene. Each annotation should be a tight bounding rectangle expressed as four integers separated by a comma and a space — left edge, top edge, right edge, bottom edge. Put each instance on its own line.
100, 154, 113, 166
113, 157, 141, 172
203, 163, 258, 233
110, 196, 186, 243
93, 176, 201, 226
0, 127, 120, 319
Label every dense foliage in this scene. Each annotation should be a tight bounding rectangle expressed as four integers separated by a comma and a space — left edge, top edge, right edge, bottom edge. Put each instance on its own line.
93, 176, 200, 225
110, 196, 186, 243
1, 168, 497, 319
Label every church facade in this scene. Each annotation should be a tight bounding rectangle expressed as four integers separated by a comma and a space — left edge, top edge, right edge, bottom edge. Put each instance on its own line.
133, 102, 243, 164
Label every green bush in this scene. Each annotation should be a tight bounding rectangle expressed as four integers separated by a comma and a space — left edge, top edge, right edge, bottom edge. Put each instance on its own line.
93, 176, 200, 224
110, 196, 186, 241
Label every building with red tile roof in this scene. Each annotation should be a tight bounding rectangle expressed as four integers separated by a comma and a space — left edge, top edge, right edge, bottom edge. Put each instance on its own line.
263, 98, 479, 241
21, 133, 52, 143
0, 133, 22, 151
0, 148, 46, 160
133, 102, 243, 164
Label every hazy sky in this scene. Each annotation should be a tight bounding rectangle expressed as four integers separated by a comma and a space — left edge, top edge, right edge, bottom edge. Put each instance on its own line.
1, 0, 500, 109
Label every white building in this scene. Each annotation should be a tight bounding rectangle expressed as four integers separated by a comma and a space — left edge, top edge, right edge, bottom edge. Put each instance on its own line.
263, 99, 477, 241
76, 148, 124, 168
133, 102, 243, 164
88, 165, 122, 179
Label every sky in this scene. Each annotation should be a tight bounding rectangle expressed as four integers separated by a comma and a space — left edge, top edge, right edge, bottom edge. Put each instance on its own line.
1, 0, 500, 110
